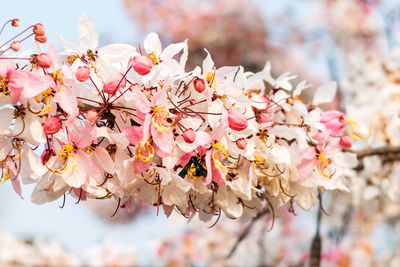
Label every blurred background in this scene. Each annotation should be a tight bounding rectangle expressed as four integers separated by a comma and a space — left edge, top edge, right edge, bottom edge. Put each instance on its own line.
2, 0, 400, 266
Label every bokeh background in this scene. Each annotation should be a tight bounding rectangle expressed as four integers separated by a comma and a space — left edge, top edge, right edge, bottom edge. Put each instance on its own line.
2, 0, 400, 266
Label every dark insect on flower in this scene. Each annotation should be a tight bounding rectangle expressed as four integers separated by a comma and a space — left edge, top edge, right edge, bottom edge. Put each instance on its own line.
179, 156, 207, 181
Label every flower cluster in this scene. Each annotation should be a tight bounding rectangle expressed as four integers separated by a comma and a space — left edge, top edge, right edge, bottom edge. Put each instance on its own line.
340, 43, 400, 216
0, 14, 360, 222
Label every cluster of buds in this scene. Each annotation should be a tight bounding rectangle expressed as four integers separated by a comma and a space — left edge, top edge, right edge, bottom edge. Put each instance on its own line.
0, 15, 362, 222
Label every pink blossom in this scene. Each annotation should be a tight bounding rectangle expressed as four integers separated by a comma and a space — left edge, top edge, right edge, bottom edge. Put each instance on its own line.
33, 23, 45, 35
75, 66, 90, 82
236, 138, 247, 149
34, 34, 47, 43
193, 78, 206, 93
10, 41, 20, 51
320, 110, 346, 136
183, 128, 196, 143
43, 116, 62, 134
257, 113, 274, 124
36, 53, 52, 69
339, 134, 352, 148
103, 73, 126, 94
131, 55, 152, 75
228, 109, 248, 131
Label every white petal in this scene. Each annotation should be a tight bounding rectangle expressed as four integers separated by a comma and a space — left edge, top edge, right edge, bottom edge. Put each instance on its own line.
78, 13, 99, 50
144, 32, 162, 55
93, 146, 115, 175
202, 49, 214, 74
0, 108, 13, 132
312, 81, 337, 106
160, 42, 186, 61
98, 44, 137, 69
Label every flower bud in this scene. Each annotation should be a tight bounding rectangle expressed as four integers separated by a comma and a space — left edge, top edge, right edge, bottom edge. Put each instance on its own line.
103, 73, 126, 94
228, 109, 248, 131
76, 66, 90, 82
43, 116, 62, 135
10, 41, 20, 51
320, 110, 345, 123
35, 34, 47, 43
182, 128, 196, 143
33, 23, 45, 35
131, 56, 152, 75
257, 113, 274, 124
193, 78, 206, 93
11, 19, 20, 27
339, 134, 352, 148
236, 138, 247, 150
36, 53, 52, 69
86, 109, 98, 122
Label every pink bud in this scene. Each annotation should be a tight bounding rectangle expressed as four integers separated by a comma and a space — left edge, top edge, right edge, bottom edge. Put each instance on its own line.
33, 23, 45, 35
236, 138, 247, 150
11, 19, 20, 27
10, 41, 20, 51
35, 34, 47, 43
193, 78, 206, 93
320, 110, 345, 123
76, 66, 90, 82
86, 109, 98, 122
37, 53, 52, 69
103, 73, 127, 94
43, 116, 62, 135
228, 109, 248, 131
257, 113, 274, 124
339, 135, 352, 148
183, 128, 196, 143
131, 56, 152, 75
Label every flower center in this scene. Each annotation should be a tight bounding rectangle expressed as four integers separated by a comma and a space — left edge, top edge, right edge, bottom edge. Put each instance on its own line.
146, 51, 160, 65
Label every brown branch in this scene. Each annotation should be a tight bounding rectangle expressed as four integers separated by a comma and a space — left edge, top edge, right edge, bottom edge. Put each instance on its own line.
348, 146, 400, 159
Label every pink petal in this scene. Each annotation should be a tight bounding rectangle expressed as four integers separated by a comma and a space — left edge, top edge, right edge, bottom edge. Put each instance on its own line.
133, 158, 151, 174
151, 124, 174, 156
123, 126, 142, 145
54, 85, 79, 116
93, 146, 115, 175
75, 150, 101, 179
69, 126, 97, 148
132, 86, 151, 113
163, 204, 174, 218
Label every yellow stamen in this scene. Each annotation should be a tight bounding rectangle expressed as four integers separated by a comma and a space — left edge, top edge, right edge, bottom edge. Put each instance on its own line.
152, 105, 171, 133
205, 67, 217, 89
0, 166, 10, 185
48, 144, 76, 174
315, 153, 335, 179
66, 53, 80, 64
347, 119, 369, 140
135, 139, 154, 162
146, 51, 160, 65
0, 76, 9, 95
212, 142, 236, 170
